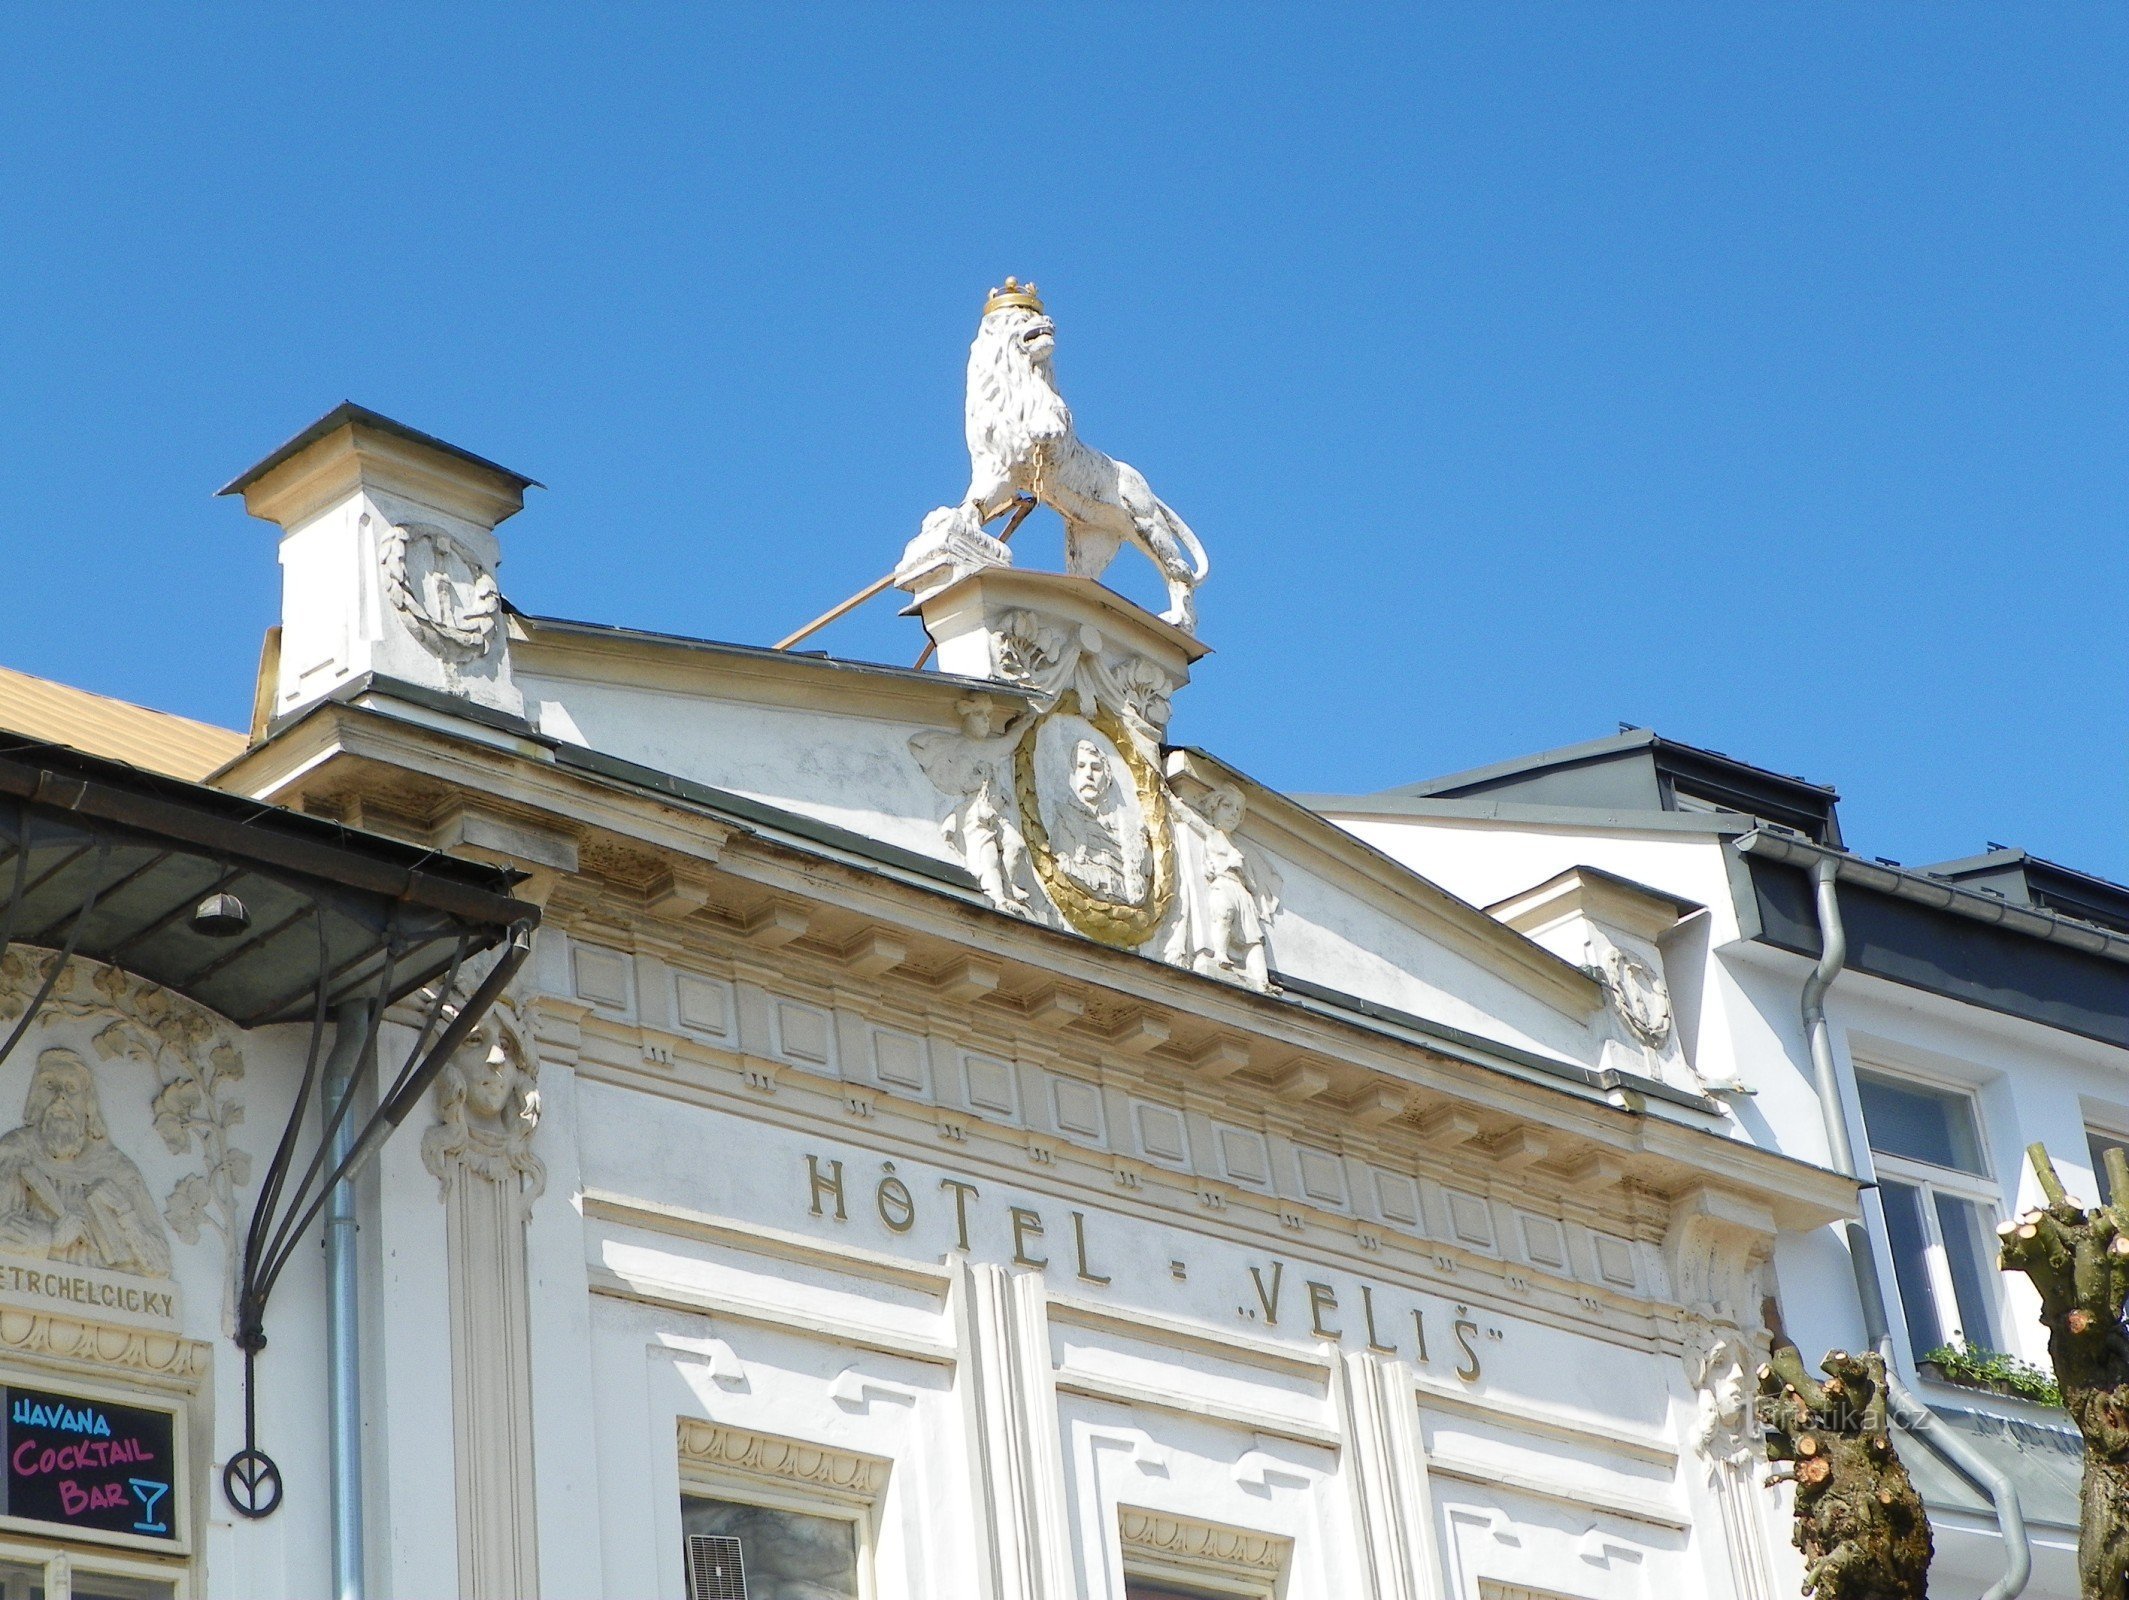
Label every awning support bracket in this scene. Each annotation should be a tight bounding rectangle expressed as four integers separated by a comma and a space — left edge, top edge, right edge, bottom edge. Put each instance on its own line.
222, 918, 533, 1519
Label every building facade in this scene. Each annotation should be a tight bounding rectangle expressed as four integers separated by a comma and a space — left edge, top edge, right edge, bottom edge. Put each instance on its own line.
0, 310, 2115, 1599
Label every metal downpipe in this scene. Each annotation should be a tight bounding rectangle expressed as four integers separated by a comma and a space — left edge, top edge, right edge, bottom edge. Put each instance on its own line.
1798, 856, 2028, 1599
323, 1000, 371, 1600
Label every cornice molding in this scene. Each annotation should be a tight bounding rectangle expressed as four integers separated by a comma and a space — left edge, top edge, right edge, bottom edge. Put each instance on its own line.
1117, 1504, 1290, 1578
677, 1417, 890, 1501
0, 1307, 209, 1385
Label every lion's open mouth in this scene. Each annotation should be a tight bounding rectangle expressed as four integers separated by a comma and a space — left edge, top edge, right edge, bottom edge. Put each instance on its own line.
1021, 323, 1054, 345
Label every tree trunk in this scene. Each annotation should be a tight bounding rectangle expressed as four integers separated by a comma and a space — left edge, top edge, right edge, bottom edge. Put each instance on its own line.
1756, 1342, 1932, 1599
1999, 1143, 2129, 1599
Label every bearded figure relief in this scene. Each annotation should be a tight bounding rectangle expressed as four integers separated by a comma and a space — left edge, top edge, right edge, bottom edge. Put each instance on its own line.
0, 1048, 171, 1277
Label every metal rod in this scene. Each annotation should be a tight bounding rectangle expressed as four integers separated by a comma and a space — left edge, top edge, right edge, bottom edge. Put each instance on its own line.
241, 923, 409, 1029
773, 571, 900, 651
0, 803, 36, 976
256, 938, 399, 1282
175, 900, 316, 991
323, 999, 371, 1600
241, 911, 332, 1340
256, 924, 530, 1304
105, 863, 243, 965
0, 747, 532, 926
16, 848, 170, 950
10, 841, 93, 906
0, 843, 111, 1072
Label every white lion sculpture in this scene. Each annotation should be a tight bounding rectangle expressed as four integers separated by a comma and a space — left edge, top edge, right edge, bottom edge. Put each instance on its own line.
955, 279, 1209, 631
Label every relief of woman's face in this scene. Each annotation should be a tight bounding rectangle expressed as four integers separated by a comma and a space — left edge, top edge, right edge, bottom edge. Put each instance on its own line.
1071, 740, 1111, 808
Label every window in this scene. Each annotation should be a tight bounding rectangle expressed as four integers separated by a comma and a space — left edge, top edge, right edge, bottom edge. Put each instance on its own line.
681, 1495, 858, 1600
1856, 1070, 2002, 1356
2089, 1125, 2126, 1207
0, 1539, 180, 1599
674, 1418, 883, 1600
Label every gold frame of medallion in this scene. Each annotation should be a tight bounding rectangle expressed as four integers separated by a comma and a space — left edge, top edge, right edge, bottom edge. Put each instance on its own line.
1014, 692, 1175, 948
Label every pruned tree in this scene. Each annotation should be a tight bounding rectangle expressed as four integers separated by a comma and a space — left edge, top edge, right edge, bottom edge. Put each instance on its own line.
1757, 1342, 1932, 1599
1998, 1142, 2129, 1599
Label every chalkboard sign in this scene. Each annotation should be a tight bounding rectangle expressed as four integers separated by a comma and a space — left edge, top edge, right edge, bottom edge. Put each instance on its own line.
0, 1384, 177, 1542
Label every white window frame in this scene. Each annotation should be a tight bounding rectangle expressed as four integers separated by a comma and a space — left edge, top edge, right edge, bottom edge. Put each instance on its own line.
2085, 1114, 2129, 1208
674, 1418, 884, 1600
0, 1530, 189, 1599
1856, 1067, 2005, 1354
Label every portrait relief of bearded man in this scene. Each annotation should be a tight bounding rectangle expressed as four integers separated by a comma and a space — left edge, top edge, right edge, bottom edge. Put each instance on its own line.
0, 1047, 171, 1277
1048, 735, 1150, 903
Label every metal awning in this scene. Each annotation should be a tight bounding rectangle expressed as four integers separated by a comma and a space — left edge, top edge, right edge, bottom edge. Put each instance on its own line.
0, 735, 533, 1026
0, 735, 540, 1521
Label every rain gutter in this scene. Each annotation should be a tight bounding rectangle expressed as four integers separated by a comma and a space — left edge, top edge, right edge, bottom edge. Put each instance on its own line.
1791, 853, 2030, 1598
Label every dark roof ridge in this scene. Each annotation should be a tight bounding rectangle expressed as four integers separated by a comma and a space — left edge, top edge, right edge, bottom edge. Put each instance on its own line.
1381, 727, 1838, 804
219, 401, 543, 498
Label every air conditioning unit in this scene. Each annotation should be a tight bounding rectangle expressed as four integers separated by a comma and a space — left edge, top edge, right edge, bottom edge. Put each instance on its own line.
686, 1533, 749, 1600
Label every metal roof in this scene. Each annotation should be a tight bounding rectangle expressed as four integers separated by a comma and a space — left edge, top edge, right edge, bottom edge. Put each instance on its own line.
0, 735, 533, 1028
0, 663, 246, 781
511, 606, 1007, 694
1919, 846, 2129, 938
1379, 727, 1845, 846
217, 401, 543, 499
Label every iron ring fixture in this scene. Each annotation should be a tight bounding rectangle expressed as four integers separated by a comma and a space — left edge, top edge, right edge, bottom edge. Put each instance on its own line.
223, 1447, 283, 1520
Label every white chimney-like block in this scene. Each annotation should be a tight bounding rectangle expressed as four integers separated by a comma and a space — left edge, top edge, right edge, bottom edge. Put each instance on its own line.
221, 404, 537, 727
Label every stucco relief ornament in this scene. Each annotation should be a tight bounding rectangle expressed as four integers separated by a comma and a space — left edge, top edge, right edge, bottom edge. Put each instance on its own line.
421, 1003, 543, 1200
913, 609, 1188, 938
909, 696, 1036, 918
898, 279, 1210, 629
0, 1048, 172, 1277
1601, 944, 1672, 1049
1682, 1321, 1762, 1470
379, 514, 500, 663
1013, 692, 1176, 949
0, 951, 247, 1267
1169, 784, 1281, 991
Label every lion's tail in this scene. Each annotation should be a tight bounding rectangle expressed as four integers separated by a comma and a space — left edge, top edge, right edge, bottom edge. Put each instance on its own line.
1156, 497, 1210, 583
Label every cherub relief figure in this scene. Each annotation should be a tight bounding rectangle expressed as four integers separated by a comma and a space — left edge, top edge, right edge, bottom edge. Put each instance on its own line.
0, 1048, 171, 1277
910, 695, 1032, 918
1196, 786, 1278, 989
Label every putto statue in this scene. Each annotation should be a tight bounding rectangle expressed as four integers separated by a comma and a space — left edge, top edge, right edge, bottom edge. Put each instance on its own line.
908, 279, 1209, 631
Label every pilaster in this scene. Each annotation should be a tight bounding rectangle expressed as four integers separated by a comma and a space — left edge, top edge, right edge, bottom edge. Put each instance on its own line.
422, 1001, 544, 1599
951, 1258, 1075, 1600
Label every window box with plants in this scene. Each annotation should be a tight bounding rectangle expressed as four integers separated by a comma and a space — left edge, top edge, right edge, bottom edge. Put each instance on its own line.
1916, 1341, 2062, 1407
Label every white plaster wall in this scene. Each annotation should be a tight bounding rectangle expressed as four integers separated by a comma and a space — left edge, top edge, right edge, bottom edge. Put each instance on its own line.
565, 1079, 1727, 1598
522, 1050, 607, 1600
365, 1015, 460, 1600
0, 996, 374, 1598
1260, 848, 1602, 1066
516, 672, 960, 865
1327, 817, 1748, 944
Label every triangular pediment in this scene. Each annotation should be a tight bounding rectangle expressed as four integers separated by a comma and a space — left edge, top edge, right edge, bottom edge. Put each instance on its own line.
503, 599, 1607, 1074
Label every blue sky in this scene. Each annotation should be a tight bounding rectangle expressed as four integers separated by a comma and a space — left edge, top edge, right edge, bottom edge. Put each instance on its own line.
1, 8, 2123, 872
